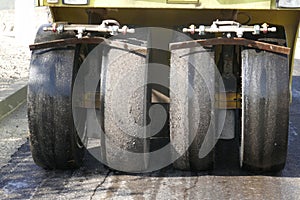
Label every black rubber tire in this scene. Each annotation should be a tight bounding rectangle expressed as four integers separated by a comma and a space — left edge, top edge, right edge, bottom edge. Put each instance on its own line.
100, 37, 150, 172
170, 45, 216, 171
28, 25, 85, 169
241, 48, 289, 172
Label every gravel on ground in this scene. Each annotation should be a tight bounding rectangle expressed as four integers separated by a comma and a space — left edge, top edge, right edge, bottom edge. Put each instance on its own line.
0, 7, 49, 89
0, 35, 30, 88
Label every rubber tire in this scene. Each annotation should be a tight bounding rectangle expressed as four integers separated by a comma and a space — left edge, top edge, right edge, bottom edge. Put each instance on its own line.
170, 46, 216, 171
100, 37, 150, 172
241, 48, 289, 172
28, 25, 85, 169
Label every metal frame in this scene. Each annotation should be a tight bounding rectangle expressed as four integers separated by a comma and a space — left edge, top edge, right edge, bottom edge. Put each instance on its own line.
169, 37, 290, 55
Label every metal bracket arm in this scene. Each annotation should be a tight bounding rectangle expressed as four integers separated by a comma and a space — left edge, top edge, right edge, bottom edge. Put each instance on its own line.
169, 37, 290, 55
29, 37, 147, 56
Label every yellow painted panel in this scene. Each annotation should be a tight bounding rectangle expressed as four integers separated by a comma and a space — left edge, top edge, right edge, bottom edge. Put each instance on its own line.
217, 0, 268, 4
167, 0, 199, 4
41, 0, 300, 10
43, 0, 273, 9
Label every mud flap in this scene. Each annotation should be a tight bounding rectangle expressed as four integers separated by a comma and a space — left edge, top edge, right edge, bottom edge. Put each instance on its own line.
241, 48, 289, 172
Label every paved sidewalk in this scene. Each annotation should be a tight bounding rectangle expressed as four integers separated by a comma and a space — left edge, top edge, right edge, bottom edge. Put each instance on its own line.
0, 103, 28, 169
0, 79, 27, 121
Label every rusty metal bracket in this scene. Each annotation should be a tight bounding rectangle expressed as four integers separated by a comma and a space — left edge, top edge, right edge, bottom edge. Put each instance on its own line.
29, 37, 147, 56
169, 37, 290, 55
30, 37, 104, 50
215, 92, 241, 109
81, 92, 101, 109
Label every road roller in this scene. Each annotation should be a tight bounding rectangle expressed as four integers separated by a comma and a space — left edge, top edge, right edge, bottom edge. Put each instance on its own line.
28, 0, 300, 172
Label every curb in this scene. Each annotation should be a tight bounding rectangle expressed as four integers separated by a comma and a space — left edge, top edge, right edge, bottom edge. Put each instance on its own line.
0, 80, 27, 121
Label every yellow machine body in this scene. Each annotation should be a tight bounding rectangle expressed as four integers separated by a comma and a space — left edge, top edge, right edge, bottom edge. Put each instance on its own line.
37, 0, 299, 68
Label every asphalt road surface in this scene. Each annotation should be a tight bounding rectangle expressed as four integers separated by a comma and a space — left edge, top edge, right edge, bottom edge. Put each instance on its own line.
0, 75, 299, 199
